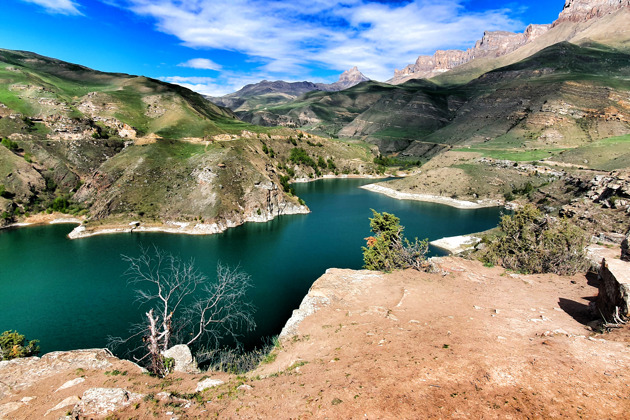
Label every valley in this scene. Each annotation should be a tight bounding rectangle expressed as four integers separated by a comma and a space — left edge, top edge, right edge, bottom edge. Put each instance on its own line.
1, 0, 630, 418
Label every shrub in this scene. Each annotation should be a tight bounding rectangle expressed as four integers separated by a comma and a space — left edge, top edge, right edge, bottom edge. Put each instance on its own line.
362, 210, 428, 271
481, 204, 589, 275
279, 175, 294, 195
1, 138, 19, 151
0, 330, 40, 360
50, 196, 69, 213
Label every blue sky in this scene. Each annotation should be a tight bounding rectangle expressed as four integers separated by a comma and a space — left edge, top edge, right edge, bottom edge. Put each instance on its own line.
2, 0, 566, 95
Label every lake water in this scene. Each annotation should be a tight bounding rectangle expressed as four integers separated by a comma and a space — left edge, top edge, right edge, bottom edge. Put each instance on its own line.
0, 178, 504, 355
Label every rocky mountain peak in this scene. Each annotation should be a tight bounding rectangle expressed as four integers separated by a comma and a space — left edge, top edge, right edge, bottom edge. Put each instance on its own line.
338, 66, 369, 83
390, 0, 628, 84
390, 24, 551, 84
317, 67, 369, 91
555, 0, 630, 25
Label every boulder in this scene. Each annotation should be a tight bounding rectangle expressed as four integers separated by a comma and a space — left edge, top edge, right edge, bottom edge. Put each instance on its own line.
162, 344, 200, 374
596, 258, 630, 323
72, 388, 142, 417
196, 378, 224, 392
45, 395, 81, 416
621, 230, 630, 262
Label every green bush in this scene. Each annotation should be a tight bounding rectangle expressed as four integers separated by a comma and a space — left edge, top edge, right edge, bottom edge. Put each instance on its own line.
1, 138, 19, 151
279, 175, 294, 195
0, 330, 40, 360
362, 210, 428, 272
50, 196, 69, 213
481, 204, 589, 275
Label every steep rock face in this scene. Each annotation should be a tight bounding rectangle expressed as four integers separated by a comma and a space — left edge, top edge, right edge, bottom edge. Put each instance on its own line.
391, 0, 630, 84
391, 25, 551, 84
555, 0, 630, 25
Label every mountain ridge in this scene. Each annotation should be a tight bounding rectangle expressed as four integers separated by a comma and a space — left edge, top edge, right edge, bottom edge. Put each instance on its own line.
390, 0, 630, 85
207, 67, 369, 112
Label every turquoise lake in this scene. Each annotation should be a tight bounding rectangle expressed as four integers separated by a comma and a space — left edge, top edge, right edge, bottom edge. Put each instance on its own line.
0, 178, 504, 355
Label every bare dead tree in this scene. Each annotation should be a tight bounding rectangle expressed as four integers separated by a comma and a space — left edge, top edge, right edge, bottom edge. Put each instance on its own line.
108, 246, 255, 376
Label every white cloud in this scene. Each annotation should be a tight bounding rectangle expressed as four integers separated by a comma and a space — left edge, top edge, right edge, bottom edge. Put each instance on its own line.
178, 58, 222, 70
115, 0, 524, 83
21, 0, 82, 15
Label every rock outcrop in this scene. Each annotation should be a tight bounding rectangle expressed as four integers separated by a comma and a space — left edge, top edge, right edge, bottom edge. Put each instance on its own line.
72, 387, 143, 417
622, 230, 630, 261
390, 0, 630, 84
0, 349, 120, 400
554, 0, 630, 25
316, 67, 370, 91
561, 171, 630, 218
596, 257, 630, 323
390, 25, 551, 84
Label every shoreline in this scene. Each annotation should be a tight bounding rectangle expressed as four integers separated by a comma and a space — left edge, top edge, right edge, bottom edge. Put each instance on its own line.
360, 183, 503, 209
291, 173, 393, 184
430, 234, 481, 255
0, 206, 310, 240
1, 216, 83, 231
67, 205, 310, 239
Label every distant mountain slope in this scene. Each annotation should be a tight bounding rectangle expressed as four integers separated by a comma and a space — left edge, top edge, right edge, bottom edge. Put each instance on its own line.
207, 67, 369, 113
390, 0, 630, 85
239, 42, 630, 156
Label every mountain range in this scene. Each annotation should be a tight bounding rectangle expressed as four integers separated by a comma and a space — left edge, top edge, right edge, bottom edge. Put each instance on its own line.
234, 0, 630, 157
206, 67, 369, 113
0, 0, 629, 232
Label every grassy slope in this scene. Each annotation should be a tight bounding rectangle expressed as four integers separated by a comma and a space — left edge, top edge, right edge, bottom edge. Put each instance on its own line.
0, 49, 245, 139
553, 134, 630, 170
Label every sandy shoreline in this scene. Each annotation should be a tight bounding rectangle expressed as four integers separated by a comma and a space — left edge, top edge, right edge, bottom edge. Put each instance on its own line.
430, 234, 481, 254
360, 183, 503, 209
1, 216, 82, 231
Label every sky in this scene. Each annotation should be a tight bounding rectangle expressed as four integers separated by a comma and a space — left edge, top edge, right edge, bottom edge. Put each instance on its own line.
2, 0, 566, 96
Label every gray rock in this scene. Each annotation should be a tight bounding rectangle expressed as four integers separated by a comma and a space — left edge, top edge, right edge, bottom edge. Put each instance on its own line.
55, 377, 85, 392
0, 402, 24, 417
45, 395, 81, 416
196, 378, 224, 392
163, 344, 200, 374
621, 230, 630, 262
72, 388, 142, 417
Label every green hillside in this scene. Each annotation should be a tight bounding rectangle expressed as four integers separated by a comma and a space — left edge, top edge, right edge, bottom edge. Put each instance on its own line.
241, 42, 630, 160
0, 49, 377, 229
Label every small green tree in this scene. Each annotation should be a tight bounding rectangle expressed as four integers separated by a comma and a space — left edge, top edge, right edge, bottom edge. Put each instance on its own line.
481, 204, 589, 275
362, 210, 428, 271
0, 330, 40, 360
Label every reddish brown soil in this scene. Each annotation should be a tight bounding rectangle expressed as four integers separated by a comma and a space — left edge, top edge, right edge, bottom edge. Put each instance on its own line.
3, 256, 630, 419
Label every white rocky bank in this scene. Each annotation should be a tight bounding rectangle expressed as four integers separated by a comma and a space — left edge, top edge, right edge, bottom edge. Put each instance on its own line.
360, 183, 502, 209
68, 202, 309, 239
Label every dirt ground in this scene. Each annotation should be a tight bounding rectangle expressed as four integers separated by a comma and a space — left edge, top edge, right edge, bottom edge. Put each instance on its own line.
2, 255, 630, 419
